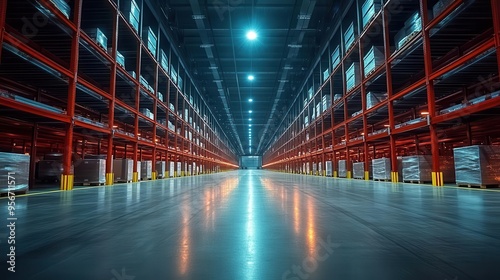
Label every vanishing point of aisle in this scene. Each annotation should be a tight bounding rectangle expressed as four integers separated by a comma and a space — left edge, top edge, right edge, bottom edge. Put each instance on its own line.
1, 170, 499, 279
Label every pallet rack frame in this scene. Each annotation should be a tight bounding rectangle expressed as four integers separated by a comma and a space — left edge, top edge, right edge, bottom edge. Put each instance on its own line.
263, 0, 500, 186
0, 0, 238, 190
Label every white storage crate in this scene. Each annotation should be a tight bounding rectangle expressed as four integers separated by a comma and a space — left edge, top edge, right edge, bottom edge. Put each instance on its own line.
395, 28, 407, 50
344, 22, 356, 51
123, 0, 140, 32
366, 92, 384, 109
322, 95, 331, 112
363, 46, 384, 77
160, 49, 169, 72
141, 108, 154, 120
323, 68, 330, 82
170, 68, 178, 84
362, 0, 381, 28
404, 11, 422, 39
326, 161, 333, 176
346, 62, 361, 92
144, 26, 157, 57
116, 51, 125, 68
331, 45, 341, 70
87, 28, 107, 49
51, 0, 71, 18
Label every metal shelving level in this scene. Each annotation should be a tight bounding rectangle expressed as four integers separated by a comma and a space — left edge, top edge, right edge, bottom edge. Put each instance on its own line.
263, 0, 500, 186
0, 0, 238, 190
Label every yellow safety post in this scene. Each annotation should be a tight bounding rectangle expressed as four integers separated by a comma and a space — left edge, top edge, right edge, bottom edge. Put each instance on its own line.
60, 174, 74, 191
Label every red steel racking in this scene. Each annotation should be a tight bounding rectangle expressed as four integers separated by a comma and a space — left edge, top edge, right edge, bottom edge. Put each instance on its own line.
263, 0, 500, 186
0, 0, 238, 190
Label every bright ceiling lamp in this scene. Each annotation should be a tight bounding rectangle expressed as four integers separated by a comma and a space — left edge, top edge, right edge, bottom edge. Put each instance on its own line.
248, 75, 255, 81
246, 30, 257, 40
249, 98, 253, 102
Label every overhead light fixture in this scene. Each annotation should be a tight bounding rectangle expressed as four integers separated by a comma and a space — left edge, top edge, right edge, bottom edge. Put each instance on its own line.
278, 80, 289, 83
248, 75, 255, 81
284, 66, 293, 70
112, 125, 118, 128
384, 124, 390, 127
288, 44, 302, 48
209, 66, 218, 70
213, 79, 223, 83
249, 110, 253, 113
298, 15, 311, 20
421, 111, 429, 115
248, 98, 253, 102
200, 44, 214, 48
246, 30, 257, 40
249, 118, 252, 121
249, 124, 252, 127
192, 15, 206, 20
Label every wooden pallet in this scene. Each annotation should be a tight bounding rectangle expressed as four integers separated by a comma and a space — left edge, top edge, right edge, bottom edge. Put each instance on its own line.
365, 68, 376, 77
403, 180, 430, 184
373, 178, 391, 182
76, 182, 105, 186
457, 184, 499, 189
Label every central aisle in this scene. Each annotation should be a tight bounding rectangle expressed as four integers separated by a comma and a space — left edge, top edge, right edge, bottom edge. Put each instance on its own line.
1, 170, 500, 279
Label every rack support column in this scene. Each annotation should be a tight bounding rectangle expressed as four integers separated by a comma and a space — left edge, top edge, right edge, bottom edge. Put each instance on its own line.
61, 0, 82, 191
420, 0, 443, 186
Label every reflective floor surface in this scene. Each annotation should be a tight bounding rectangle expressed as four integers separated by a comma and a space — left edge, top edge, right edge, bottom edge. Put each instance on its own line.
1, 170, 500, 279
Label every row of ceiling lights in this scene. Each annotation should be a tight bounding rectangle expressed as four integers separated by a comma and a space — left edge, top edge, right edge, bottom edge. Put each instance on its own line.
246, 30, 257, 154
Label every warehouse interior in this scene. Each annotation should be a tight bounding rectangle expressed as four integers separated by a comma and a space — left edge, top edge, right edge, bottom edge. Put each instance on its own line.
1, 0, 500, 279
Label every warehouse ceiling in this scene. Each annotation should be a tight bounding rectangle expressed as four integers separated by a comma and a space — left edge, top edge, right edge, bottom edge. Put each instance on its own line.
163, 0, 337, 155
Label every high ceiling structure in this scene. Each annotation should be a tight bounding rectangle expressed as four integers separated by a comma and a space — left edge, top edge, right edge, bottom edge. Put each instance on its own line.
164, 0, 337, 155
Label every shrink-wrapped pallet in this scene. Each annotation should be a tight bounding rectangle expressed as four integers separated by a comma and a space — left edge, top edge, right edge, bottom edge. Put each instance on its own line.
0, 152, 30, 193
141, 161, 152, 180
453, 145, 500, 186
156, 161, 166, 178
402, 155, 455, 183
169, 162, 175, 177
113, 158, 133, 182
372, 158, 391, 180
74, 159, 106, 185
326, 161, 333, 177
338, 160, 347, 178
353, 162, 365, 179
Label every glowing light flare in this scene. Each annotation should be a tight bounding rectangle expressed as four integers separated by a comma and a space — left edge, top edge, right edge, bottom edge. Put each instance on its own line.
246, 30, 258, 40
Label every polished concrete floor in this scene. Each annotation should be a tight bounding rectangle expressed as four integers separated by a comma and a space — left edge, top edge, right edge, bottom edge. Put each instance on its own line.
1, 170, 500, 279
